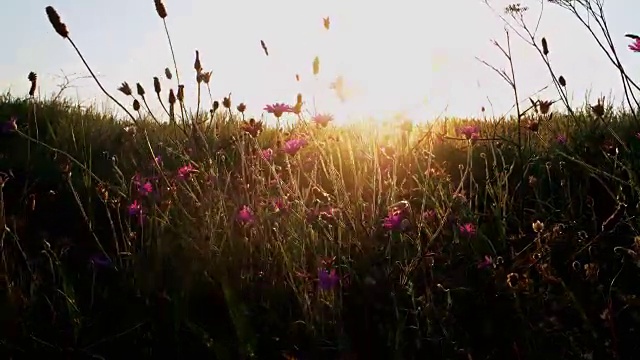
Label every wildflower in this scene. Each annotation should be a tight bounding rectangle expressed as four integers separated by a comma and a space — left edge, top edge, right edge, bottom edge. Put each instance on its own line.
312, 113, 333, 127
477, 255, 494, 269
264, 103, 294, 118
629, 38, 640, 52
177, 164, 197, 179
153, 155, 163, 167
458, 222, 476, 237
282, 138, 307, 155
532, 220, 544, 233
241, 118, 263, 137
524, 118, 539, 132
261, 148, 274, 161
118, 82, 132, 96
139, 181, 153, 196
538, 99, 553, 115
272, 198, 288, 213
556, 134, 567, 145
237, 205, 255, 224
422, 209, 437, 223
456, 124, 480, 140
317, 268, 339, 291
2, 116, 17, 133
237, 102, 247, 113
591, 97, 605, 117
223, 95, 232, 109
128, 200, 141, 216
383, 210, 403, 231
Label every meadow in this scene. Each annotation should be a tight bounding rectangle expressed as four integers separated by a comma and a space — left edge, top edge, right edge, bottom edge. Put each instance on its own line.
2, 1, 640, 359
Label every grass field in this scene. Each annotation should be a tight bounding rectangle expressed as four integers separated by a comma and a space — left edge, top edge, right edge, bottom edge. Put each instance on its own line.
2, 2, 640, 359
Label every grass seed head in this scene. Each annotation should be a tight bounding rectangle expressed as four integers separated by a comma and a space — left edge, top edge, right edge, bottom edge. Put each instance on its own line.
154, 0, 168, 19
136, 83, 145, 97
45, 6, 69, 38
153, 77, 161, 94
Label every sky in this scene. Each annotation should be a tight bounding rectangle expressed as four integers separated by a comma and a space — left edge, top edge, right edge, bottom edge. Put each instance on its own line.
1, 0, 639, 125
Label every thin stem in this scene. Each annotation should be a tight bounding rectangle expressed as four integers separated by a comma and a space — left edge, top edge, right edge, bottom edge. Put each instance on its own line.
66, 38, 138, 124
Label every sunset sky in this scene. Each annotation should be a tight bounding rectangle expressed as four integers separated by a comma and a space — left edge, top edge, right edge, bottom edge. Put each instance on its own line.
1, 0, 639, 124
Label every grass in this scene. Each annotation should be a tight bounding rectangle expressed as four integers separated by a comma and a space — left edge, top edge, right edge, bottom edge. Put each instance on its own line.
2, 1, 640, 359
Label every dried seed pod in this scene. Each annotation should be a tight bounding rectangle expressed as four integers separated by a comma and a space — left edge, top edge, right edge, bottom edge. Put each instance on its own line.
558, 76, 566, 87
177, 85, 184, 102
194, 50, 202, 73
153, 77, 161, 94
165, 67, 173, 80
28, 72, 37, 97
136, 83, 145, 97
541, 37, 549, 55
118, 82, 132, 96
133, 99, 141, 111
168, 89, 176, 105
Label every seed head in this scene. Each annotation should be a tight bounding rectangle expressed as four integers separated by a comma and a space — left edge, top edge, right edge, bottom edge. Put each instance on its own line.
154, 0, 168, 19
118, 82, 132, 96
136, 83, 145, 97
237, 102, 246, 113
177, 85, 184, 102
223, 95, 231, 109
201, 71, 212, 84
194, 50, 202, 73
532, 220, 544, 233
133, 99, 141, 111
168, 89, 176, 105
165, 67, 173, 80
45, 6, 69, 38
558, 76, 566, 87
591, 97, 605, 117
538, 99, 552, 115
541, 37, 549, 55
213, 101, 219, 112
153, 77, 161, 94
28, 72, 37, 97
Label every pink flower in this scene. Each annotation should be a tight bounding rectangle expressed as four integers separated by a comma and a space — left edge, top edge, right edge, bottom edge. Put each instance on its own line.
383, 210, 403, 230
456, 124, 480, 140
282, 138, 307, 155
177, 164, 197, 179
317, 268, 340, 291
237, 205, 255, 224
264, 103, 294, 118
422, 209, 437, 223
556, 134, 567, 145
139, 181, 153, 196
477, 255, 494, 269
2, 116, 17, 133
128, 200, 141, 216
629, 38, 640, 52
272, 198, 287, 213
261, 148, 274, 161
153, 155, 163, 167
459, 222, 476, 237
312, 113, 334, 127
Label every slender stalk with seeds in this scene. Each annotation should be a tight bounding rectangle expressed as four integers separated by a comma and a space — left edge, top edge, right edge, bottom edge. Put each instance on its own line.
45, 6, 138, 126
154, 0, 181, 88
